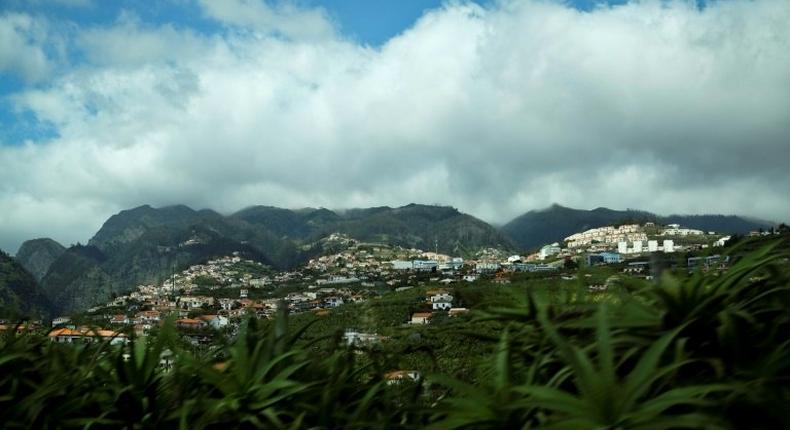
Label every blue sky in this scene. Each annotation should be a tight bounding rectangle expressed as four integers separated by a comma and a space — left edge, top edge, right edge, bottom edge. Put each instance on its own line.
0, 0, 787, 253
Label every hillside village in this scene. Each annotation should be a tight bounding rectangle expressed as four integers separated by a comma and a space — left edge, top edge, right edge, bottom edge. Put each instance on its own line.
21, 223, 780, 345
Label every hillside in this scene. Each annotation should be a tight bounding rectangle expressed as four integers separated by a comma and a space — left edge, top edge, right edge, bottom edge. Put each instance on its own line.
502, 204, 775, 251
0, 250, 53, 318
231, 203, 515, 254
36, 203, 511, 314
15, 238, 66, 281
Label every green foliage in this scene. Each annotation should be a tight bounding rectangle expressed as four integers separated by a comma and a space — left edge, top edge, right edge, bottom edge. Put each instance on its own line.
1, 246, 789, 428
0, 250, 53, 318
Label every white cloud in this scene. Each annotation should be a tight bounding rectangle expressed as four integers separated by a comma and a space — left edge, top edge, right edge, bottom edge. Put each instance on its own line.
1, 0, 790, 253
197, 0, 337, 41
0, 13, 51, 82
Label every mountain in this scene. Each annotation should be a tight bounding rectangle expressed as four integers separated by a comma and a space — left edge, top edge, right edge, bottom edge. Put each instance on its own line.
37, 203, 510, 314
39, 245, 114, 315
231, 203, 514, 254
501, 204, 775, 251
15, 238, 66, 281
0, 250, 53, 318
88, 204, 223, 252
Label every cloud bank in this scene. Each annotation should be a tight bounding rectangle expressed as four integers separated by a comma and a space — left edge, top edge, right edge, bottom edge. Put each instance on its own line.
1, 0, 789, 253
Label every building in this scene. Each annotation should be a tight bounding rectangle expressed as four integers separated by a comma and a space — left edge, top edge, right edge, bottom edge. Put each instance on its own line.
391, 260, 413, 270
539, 243, 562, 260
324, 296, 345, 308
198, 315, 229, 329
412, 260, 439, 272
410, 312, 432, 325
586, 252, 622, 266
564, 224, 645, 248
51, 316, 71, 326
48, 327, 127, 345
475, 262, 500, 273
714, 236, 732, 247
385, 370, 421, 385
688, 255, 729, 270
110, 315, 130, 325
662, 227, 704, 236
648, 240, 658, 252
343, 330, 381, 347
176, 318, 206, 330
618, 241, 628, 254
663, 240, 675, 253
448, 308, 469, 317
430, 293, 453, 311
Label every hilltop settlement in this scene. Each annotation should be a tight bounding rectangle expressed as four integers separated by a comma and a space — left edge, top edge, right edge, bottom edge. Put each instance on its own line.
17, 220, 776, 345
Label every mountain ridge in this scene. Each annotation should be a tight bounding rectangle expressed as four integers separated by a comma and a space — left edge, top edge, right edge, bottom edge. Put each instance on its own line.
15, 238, 66, 282
34, 203, 512, 314
501, 204, 776, 251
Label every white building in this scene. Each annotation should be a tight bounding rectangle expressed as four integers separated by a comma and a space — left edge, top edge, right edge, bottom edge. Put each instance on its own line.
564, 225, 645, 248
618, 241, 628, 254
714, 236, 732, 247
648, 240, 659, 252
662, 227, 703, 236
539, 243, 562, 260
391, 260, 413, 270
430, 293, 453, 310
663, 240, 675, 253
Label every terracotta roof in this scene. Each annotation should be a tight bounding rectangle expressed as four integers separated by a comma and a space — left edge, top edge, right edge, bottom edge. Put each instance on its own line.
412, 312, 432, 318
385, 370, 419, 380
48, 327, 125, 338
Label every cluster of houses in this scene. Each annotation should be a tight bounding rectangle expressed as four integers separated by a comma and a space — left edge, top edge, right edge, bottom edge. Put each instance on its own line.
533, 223, 728, 267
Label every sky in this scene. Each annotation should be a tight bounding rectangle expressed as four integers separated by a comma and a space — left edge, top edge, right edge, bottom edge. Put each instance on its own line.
0, 0, 789, 253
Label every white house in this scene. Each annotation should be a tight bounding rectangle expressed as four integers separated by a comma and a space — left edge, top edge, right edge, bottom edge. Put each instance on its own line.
343, 330, 381, 347
714, 236, 732, 247
430, 293, 453, 311
218, 298, 236, 311
51, 316, 71, 326
200, 315, 229, 329
325, 296, 345, 308
539, 243, 561, 260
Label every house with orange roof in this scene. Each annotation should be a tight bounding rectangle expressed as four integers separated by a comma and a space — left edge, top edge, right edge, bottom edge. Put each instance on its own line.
176, 318, 206, 330
384, 370, 421, 385
198, 314, 228, 329
48, 327, 127, 345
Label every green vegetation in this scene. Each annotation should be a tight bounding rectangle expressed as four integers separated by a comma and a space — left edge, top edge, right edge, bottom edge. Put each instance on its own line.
1, 245, 789, 428
0, 250, 52, 318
